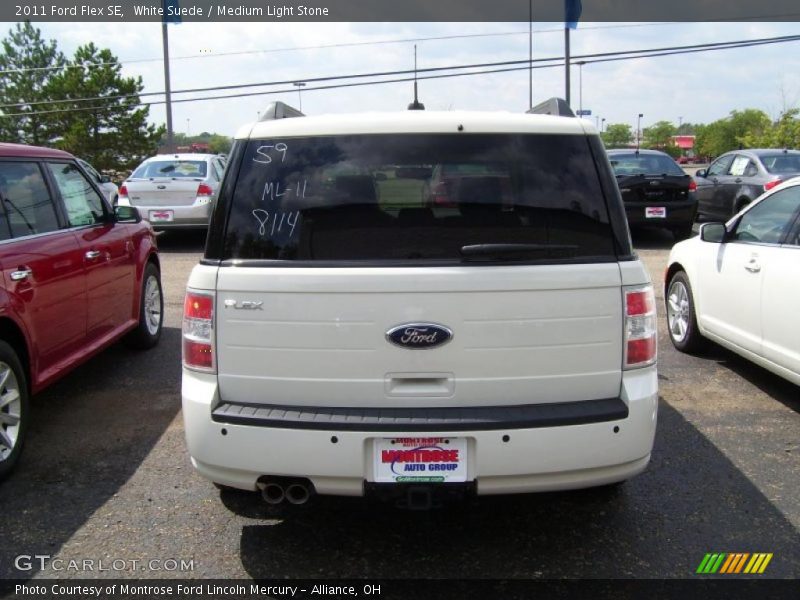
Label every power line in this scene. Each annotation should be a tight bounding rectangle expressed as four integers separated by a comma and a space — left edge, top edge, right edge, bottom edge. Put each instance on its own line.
2, 33, 799, 119
2, 18, 798, 77
0, 22, 671, 76
2, 33, 798, 112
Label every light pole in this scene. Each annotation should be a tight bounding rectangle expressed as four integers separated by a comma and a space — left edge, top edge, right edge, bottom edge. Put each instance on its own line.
293, 82, 306, 111
678, 115, 683, 131
576, 61, 586, 114
186, 118, 190, 137
637, 113, 643, 151
601, 117, 606, 133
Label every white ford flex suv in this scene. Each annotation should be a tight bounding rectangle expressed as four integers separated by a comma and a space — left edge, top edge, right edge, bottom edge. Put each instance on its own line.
182, 100, 658, 508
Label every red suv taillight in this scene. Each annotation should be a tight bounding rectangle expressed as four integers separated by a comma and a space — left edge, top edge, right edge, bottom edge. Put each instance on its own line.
624, 285, 657, 369
763, 179, 782, 192
688, 179, 697, 192
197, 183, 214, 196
119, 184, 128, 197
183, 290, 215, 371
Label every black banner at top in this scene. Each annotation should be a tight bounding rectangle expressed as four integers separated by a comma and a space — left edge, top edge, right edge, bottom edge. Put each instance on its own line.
2, 0, 800, 23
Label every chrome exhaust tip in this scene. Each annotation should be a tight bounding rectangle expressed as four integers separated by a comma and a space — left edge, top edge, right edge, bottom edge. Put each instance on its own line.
257, 481, 285, 505
285, 483, 311, 505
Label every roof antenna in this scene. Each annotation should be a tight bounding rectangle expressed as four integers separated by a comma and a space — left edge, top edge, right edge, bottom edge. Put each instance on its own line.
407, 44, 425, 111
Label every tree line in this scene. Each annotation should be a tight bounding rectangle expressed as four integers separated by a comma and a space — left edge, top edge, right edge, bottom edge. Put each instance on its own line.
601, 108, 800, 158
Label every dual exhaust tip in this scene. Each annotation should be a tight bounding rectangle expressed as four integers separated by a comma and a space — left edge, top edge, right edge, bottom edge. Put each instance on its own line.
257, 478, 314, 505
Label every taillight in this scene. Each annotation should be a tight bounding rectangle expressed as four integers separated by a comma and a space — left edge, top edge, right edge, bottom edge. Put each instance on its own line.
197, 183, 213, 196
117, 184, 131, 207
183, 290, 215, 371
624, 285, 657, 369
688, 179, 697, 192
763, 179, 782, 192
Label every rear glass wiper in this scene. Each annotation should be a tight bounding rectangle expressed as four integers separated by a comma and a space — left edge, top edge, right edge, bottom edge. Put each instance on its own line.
460, 243, 578, 261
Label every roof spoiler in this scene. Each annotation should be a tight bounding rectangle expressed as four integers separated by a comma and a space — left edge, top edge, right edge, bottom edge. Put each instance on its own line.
259, 101, 305, 121
527, 97, 575, 118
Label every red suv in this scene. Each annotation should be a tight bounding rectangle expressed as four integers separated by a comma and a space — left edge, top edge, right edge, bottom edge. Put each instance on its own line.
0, 143, 163, 479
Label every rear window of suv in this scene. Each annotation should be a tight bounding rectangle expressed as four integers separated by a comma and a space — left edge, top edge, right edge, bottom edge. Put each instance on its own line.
221, 133, 615, 263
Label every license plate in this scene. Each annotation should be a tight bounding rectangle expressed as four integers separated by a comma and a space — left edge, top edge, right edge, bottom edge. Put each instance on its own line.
149, 210, 174, 222
645, 206, 666, 218
374, 437, 467, 483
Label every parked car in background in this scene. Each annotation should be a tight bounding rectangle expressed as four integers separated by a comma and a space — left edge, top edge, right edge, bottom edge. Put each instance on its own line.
0, 142, 163, 479
118, 153, 227, 230
665, 178, 800, 385
77, 158, 119, 206
693, 149, 800, 221
607, 149, 698, 239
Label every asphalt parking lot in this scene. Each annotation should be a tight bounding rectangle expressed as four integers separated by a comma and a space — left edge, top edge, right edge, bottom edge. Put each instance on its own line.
1, 228, 798, 580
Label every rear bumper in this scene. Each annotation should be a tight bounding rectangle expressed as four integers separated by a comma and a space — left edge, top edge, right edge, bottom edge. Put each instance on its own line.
624, 198, 697, 228
182, 367, 658, 496
135, 202, 212, 229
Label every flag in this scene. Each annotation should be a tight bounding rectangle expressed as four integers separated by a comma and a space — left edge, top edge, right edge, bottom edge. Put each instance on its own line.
565, 0, 582, 29
163, 0, 182, 24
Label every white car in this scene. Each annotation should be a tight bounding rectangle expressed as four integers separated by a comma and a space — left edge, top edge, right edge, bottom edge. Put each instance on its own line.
77, 158, 119, 205
181, 101, 658, 508
118, 153, 227, 229
666, 178, 800, 385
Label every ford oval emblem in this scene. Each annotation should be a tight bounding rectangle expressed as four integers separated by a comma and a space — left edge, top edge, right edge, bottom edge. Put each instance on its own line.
386, 323, 453, 350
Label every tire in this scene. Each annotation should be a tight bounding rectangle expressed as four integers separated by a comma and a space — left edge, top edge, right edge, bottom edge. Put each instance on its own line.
124, 262, 164, 350
0, 341, 29, 481
665, 271, 705, 353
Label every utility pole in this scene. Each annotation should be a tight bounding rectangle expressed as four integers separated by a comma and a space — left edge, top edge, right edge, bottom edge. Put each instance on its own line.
162, 22, 174, 152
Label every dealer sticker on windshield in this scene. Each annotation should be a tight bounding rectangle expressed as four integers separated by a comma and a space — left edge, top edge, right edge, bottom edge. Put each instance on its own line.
645, 206, 667, 218
374, 437, 467, 483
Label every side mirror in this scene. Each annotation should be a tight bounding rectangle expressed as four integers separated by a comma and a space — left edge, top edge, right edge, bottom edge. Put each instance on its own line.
115, 205, 141, 223
700, 222, 726, 243
100, 175, 112, 183
695, 169, 707, 178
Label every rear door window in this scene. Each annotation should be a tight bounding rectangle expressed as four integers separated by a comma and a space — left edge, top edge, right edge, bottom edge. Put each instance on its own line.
223, 134, 615, 263
0, 161, 60, 238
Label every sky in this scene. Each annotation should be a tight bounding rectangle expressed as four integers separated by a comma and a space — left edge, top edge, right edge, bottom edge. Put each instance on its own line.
3, 20, 800, 137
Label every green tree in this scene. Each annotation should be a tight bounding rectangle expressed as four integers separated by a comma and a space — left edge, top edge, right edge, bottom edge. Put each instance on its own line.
642, 120, 677, 150
0, 21, 66, 145
741, 109, 800, 149
207, 134, 232, 154
601, 123, 633, 148
695, 109, 772, 157
50, 43, 164, 170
